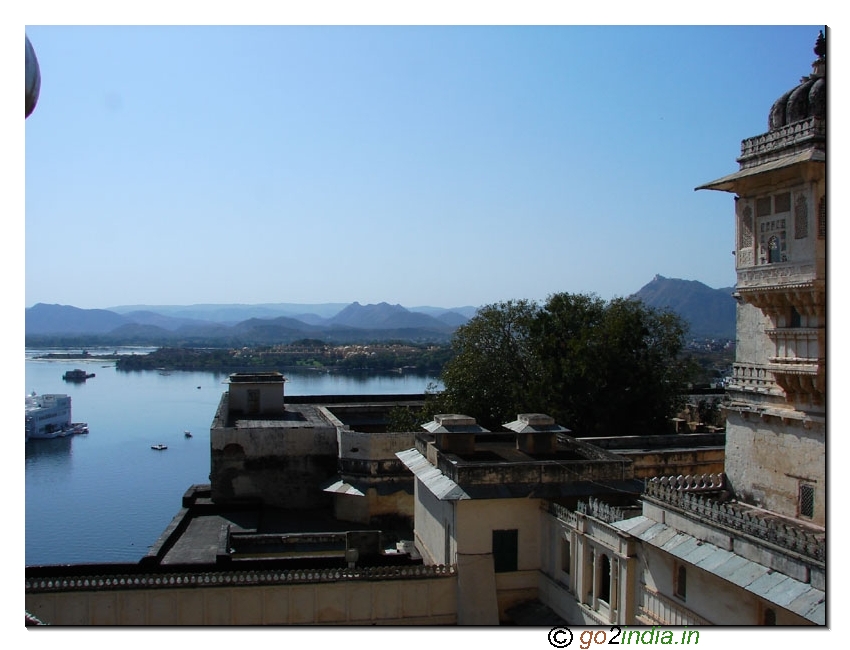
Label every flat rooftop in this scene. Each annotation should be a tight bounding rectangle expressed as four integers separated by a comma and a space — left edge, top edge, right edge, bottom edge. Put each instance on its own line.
148, 486, 415, 567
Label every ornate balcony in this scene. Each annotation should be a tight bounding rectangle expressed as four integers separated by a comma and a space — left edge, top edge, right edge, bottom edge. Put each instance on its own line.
735, 263, 820, 295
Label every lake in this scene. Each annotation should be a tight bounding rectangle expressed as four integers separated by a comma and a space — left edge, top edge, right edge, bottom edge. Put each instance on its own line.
24, 349, 441, 566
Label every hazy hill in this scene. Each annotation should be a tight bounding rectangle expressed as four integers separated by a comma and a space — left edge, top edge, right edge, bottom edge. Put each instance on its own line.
25, 301, 460, 345
435, 311, 471, 328
411, 305, 478, 320
120, 310, 214, 331
26, 303, 131, 335
108, 302, 351, 323
329, 302, 452, 331
630, 275, 736, 339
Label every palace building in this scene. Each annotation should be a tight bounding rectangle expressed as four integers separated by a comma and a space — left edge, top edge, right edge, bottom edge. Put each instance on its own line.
25, 31, 826, 627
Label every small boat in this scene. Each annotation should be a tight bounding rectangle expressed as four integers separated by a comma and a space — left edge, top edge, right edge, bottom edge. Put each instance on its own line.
184, 430, 192, 438
151, 444, 168, 450
63, 369, 95, 382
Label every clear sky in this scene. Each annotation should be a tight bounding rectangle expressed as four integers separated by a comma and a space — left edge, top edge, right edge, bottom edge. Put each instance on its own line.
17, 15, 831, 312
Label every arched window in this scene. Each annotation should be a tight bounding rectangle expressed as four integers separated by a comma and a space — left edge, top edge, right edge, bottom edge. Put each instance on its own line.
764, 608, 777, 625
768, 236, 781, 263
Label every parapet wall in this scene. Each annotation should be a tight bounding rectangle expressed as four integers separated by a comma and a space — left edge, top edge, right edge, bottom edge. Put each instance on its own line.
26, 565, 458, 625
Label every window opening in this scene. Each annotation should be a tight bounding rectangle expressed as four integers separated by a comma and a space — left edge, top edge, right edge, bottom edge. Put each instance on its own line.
675, 564, 687, 600
768, 236, 781, 263
799, 484, 815, 519
599, 554, 611, 604
493, 529, 518, 573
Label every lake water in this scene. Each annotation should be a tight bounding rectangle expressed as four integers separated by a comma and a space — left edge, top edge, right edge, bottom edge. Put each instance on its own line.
24, 349, 441, 566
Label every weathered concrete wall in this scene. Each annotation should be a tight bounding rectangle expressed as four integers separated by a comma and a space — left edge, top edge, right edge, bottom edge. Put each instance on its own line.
26, 576, 458, 625
725, 411, 825, 524
332, 427, 416, 524
210, 421, 338, 508
618, 447, 725, 479
332, 488, 414, 526
337, 428, 416, 464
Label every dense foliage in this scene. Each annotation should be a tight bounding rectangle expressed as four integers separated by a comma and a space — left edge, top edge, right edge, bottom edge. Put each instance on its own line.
438, 293, 694, 436
114, 343, 453, 373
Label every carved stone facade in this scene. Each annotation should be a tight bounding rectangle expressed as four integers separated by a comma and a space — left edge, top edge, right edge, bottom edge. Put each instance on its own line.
698, 33, 826, 522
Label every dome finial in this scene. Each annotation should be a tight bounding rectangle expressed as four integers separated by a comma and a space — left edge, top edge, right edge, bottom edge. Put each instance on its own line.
814, 30, 826, 60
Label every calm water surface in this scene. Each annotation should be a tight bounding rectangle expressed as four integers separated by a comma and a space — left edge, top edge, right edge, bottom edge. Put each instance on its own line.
25, 349, 440, 566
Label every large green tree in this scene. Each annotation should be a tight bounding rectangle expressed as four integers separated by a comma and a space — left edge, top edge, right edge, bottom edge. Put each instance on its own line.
438, 299, 541, 429
439, 293, 693, 435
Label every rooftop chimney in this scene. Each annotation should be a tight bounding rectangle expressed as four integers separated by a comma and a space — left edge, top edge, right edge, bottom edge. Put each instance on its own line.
422, 414, 488, 455
503, 413, 570, 454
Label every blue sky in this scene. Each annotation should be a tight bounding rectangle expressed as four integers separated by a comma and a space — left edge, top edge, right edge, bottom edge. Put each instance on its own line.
18, 18, 830, 310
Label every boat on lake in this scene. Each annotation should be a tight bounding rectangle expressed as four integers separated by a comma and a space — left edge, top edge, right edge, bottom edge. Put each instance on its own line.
151, 444, 168, 451
184, 430, 192, 438
63, 369, 95, 382
26, 392, 88, 441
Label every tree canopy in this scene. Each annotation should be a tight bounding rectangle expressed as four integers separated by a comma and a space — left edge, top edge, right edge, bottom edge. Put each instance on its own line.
437, 293, 693, 436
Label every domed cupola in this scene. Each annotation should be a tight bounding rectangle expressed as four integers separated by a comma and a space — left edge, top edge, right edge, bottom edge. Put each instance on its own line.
768, 30, 826, 131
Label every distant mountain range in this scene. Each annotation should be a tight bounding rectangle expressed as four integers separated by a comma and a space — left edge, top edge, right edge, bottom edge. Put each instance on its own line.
25, 301, 478, 346
25, 277, 736, 346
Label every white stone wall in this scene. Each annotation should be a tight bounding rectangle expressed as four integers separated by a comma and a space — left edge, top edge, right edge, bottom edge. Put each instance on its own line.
413, 479, 456, 565
733, 302, 774, 379
455, 498, 541, 568
639, 544, 809, 625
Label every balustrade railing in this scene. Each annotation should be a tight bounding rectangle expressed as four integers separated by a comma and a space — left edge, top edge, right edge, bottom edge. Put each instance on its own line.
578, 497, 628, 524
739, 116, 824, 162
645, 476, 824, 562
26, 564, 457, 593
548, 502, 578, 528
729, 363, 776, 391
